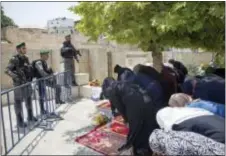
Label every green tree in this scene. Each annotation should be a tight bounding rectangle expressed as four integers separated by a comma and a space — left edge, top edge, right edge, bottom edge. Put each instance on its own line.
69, 2, 225, 72
1, 6, 17, 28
214, 53, 225, 68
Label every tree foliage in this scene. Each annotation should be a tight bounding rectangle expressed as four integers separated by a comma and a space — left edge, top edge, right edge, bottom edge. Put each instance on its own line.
69, 2, 225, 71
214, 53, 225, 68
1, 6, 17, 28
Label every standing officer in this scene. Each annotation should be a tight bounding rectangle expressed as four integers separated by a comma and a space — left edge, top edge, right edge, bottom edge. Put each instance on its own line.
60, 34, 81, 86
5, 42, 37, 128
32, 49, 64, 115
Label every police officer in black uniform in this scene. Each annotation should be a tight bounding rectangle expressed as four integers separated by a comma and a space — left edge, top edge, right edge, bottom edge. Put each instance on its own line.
5, 42, 37, 128
32, 49, 64, 115
61, 34, 81, 86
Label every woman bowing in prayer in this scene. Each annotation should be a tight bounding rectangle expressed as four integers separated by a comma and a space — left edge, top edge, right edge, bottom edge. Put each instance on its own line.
102, 77, 159, 156
156, 106, 225, 143
114, 64, 166, 109
182, 74, 225, 104
168, 93, 225, 118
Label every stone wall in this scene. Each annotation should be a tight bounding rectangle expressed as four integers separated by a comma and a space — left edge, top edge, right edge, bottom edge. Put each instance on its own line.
1, 27, 214, 89
162, 51, 214, 66
1, 44, 54, 89
124, 51, 213, 68
1, 27, 138, 89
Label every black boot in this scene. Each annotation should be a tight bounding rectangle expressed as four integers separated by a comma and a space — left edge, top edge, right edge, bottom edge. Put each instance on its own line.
28, 109, 38, 122
41, 109, 48, 115
16, 114, 27, 128
40, 100, 48, 115
55, 86, 65, 104
72, 81, 78, 86
56, 99, 65, 104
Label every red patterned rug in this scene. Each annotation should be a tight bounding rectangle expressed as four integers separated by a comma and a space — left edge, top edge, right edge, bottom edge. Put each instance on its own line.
113, 115, 124, 123
100, 121, 129, 137
97, 101, 111, 109
75, 127, 126, 155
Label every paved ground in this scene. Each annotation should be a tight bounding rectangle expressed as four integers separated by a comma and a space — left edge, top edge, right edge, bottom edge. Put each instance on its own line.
2, 99, 105, 155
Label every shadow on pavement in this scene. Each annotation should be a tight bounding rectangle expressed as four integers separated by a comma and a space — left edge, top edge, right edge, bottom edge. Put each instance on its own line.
62, 124, 95, 143
73, 146, 101, 155
57, 98, 83, 116
19, 129, 47, 155
14, 101, 76, 155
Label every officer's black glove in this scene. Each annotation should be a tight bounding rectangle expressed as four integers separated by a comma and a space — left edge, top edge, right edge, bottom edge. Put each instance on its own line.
77, 50, 82, 57
75, 58, 79, 63
48, 68, 54, 74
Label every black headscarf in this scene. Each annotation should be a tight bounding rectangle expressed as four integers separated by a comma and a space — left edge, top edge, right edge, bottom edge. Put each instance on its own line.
102, 77, 159, 155
133, 64, 161, 81
102, 77, 116, 98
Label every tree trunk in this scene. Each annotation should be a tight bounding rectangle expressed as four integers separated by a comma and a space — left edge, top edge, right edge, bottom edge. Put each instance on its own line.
147, 42, 163, 72
148, 41, 163, 72
152, 51, 163, 72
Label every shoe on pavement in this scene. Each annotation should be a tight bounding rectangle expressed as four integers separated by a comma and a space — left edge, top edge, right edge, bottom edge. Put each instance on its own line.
56, 100, 65, 104
17, 121, 28, 128
72, 81, 78, 86
28, 116, 38, 122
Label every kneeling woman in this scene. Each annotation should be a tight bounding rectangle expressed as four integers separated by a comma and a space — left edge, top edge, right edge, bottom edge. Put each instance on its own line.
102, 77, 159, 155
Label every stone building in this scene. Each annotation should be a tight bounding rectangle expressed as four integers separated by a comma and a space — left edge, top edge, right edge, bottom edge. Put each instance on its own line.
47, 17, 75, 35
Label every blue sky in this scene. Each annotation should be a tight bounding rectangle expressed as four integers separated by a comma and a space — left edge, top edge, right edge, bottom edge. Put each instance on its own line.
1, 2, 80, 28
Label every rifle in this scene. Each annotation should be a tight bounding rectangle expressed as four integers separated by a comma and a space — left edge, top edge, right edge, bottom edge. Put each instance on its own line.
75, 49, 82, 57
14, 68, 27, 84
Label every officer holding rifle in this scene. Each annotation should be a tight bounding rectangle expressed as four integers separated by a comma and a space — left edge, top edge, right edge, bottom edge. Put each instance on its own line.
5, 42, 37, 128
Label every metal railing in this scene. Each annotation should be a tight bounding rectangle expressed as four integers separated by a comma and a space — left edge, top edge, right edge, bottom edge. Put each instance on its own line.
1, 71, 73, 155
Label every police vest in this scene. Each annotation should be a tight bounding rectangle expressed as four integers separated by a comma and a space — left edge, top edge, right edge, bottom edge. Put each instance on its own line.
32, 59, 50, 78
13, 54, 33, 82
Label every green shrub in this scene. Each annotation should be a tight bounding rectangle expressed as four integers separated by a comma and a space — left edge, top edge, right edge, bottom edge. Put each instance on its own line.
187, 64, 205, 76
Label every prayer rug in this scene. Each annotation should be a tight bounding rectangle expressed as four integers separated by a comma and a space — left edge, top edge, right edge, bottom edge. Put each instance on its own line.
75, 127, 126, 155
100, 121, 129, 137
97, 102, 112, 118
97, 101, 111, 109
113, 115, 124, 123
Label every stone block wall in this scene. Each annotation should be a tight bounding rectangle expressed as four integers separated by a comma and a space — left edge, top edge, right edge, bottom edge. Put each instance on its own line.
1, 27, 214, 89
163, 51, 213, 66
1, 44, 53, 89
88, 48, 108, 82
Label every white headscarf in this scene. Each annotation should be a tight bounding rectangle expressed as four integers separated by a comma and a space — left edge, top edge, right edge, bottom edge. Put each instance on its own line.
156, 107, 214, 130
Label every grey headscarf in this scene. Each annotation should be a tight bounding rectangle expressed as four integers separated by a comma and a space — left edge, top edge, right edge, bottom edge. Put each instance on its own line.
168, 93, 193, 107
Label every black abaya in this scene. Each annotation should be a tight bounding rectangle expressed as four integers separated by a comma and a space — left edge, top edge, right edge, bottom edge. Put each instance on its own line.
102, 78, 159, 155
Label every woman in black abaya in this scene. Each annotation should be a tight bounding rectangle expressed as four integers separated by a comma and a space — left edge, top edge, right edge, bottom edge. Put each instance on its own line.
102, 77, 159, 155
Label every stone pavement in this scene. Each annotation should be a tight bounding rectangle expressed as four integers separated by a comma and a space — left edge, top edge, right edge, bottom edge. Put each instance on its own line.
4, 99, 103, 155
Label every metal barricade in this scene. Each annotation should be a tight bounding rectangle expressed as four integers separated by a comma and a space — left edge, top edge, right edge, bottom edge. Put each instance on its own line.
1, 71, 72, 155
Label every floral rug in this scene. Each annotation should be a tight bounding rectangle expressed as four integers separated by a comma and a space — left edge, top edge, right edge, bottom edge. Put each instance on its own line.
75, 127, 126, 155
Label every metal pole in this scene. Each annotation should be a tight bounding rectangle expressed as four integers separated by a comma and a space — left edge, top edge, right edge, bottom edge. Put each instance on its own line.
1, 98, 8, 155
6, 93, 14, 147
